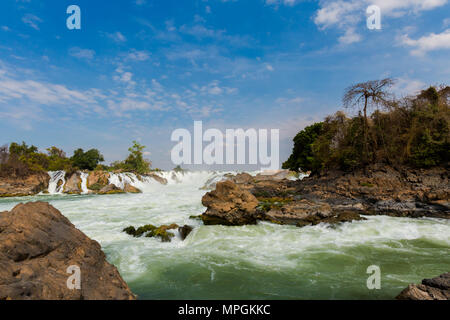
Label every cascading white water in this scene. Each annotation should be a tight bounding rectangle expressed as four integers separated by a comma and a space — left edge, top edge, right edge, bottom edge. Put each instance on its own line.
80, 172, 89, 194
48, 171, 66, 194
3, 169, 449, 300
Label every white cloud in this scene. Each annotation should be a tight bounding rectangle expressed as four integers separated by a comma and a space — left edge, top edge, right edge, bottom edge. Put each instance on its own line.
314, 0, 448, 44
69, 47, 95, 60
401, 29, 450, 56
338, 28, 361, 44
22, 14, 42, 30
106, 31, 127, 43
392, 77, 426, 96
126, 50, 150, 61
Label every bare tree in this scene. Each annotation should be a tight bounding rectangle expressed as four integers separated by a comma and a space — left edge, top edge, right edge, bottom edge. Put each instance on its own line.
343, 78, 395, 162
0, 144, 8, 164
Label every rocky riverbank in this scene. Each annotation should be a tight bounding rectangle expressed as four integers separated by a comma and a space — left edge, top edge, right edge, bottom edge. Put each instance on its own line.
200, 165, 449, 227
396, 273, 450, 300
0, 172, 50, 197
0, 170, 168, 197
0, 202, 135, 300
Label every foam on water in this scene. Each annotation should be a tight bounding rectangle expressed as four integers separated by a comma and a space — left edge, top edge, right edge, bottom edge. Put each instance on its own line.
0, 170, 448, 300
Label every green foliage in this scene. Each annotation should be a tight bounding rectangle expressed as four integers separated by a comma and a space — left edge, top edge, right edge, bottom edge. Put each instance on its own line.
282, 122, 324, 172
111, 141, 151, 174
284, 85, 449, 172
70, 148, 104, 171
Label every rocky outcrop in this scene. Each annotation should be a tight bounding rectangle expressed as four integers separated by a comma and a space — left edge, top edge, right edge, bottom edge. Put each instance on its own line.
87, 171, 110, 191
0, 172, 49, 197
201, 181, 259, 226
226, 165, 449, 220
63, 172, 82, 194
0, 202, 135, 300
396, 273, 450, 300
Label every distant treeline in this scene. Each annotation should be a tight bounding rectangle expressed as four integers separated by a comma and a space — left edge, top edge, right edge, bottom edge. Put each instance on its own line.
0, 141, 153, 177
283, 81, 449, 172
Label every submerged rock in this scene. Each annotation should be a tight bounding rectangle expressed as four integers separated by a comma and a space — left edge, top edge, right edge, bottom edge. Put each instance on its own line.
122, 223, 182, 242
396, 273, 450, 300
0, 202, 135, 300
178, 225, 193, 240
201, 181, 259, 226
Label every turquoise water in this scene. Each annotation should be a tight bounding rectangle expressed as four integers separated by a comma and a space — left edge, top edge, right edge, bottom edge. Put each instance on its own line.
1, 172, 448, 300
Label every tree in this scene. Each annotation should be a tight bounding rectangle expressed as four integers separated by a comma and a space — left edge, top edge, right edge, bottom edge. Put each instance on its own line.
343, 78, 395, 162
70, 148, 104, 170
282, 122, 324, 172
123, 141, 151, 174
47, 146, 66, 159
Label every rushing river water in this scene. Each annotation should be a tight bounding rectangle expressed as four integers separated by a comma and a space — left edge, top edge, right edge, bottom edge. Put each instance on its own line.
0, 171, 449, 300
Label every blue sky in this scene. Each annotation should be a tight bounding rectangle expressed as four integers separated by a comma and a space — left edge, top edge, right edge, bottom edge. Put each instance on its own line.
0, 0, 449, 169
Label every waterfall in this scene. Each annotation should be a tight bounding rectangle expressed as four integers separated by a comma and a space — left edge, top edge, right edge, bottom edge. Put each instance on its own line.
48, 171, 66, 194
80, 172, 89, 194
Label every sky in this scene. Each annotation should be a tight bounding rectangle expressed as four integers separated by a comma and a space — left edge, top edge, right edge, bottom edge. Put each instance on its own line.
0, 0, 449, 170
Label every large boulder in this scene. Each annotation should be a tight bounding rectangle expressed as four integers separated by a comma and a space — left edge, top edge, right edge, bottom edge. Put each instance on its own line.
0, 202, 135, 300
201, 181, 259, 226
396, 273, 450, 300
63, 172, 82, 194
0, 172, 49, 197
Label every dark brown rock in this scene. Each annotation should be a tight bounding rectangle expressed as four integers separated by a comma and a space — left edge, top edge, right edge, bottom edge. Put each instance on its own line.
0, 202, 135, 300
178, 225, 193, 240
396, 273, 450, 300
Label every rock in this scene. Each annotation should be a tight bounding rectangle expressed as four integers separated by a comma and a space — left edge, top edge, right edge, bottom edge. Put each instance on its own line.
0, 172, 50, 197
98, 184, 125, 195
144, 173, 168, 185
201, 181, 259, 226
123, 183, 141, 193
87, 171, 110, 191
254, 170, 292, 182
0, 202, 135, 300
178, 225, 193, 240
396, 273, 450, 300
122, 223, 179, 242
63, 172, 82, 194
230, 173, 254, 184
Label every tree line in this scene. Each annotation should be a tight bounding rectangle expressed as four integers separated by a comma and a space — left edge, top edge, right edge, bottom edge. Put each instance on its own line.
0, 141, 152, 177
283, 80, 449, 173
